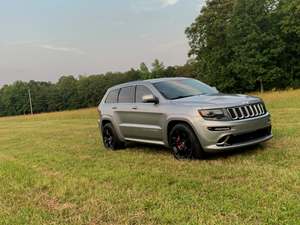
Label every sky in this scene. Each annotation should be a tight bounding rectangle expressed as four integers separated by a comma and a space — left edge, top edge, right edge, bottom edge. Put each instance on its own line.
0, 0, 205, 86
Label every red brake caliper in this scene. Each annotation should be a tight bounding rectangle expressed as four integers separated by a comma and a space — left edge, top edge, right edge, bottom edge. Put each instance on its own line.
176, 135, 183, 151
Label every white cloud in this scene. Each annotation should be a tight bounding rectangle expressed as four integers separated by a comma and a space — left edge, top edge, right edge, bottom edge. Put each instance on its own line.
160, 0, 179, 7
130, 0, 180, 12
4, 41, 85, 55
38, 44, 85, 54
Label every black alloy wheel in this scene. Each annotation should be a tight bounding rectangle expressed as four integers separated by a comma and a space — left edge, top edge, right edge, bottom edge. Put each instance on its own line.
102, 123, 124, 150
169, 123, 205, 160
103, 126, 114, 148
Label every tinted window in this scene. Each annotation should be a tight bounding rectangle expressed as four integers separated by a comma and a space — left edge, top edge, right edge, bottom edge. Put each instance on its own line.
105, 89, 119, 103
136, 85, 153, 103
118, 86, 135, 103
153, 79, 218, 100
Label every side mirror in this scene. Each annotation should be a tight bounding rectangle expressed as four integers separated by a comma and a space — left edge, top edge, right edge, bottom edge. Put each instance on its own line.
142, 94, 159, 104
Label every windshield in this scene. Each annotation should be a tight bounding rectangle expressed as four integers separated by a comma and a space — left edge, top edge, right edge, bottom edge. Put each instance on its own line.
153, 79, 218, 100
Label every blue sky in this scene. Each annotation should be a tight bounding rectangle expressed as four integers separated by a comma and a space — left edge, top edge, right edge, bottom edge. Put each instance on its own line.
0, 0, 205, 86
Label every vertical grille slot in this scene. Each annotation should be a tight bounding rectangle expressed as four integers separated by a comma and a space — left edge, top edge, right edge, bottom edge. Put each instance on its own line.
236, 107, 243, 119
253, 104, 259, 116
257, 104, 263, 115
247, 105, 254, 117
241, 107, 249, 118
258, 103, 264, 114
228, 108, 238, 120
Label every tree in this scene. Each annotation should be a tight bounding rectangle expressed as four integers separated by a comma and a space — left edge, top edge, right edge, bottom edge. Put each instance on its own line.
226, 0, 288, 91
277, 0, 300, 87
56, 76, 79, 110
174, 60, 198, 78
139, 62, 151, 79
0, 81, 29, 116
151, 59, 165, 78
0, 89, 4, 116
185, 0, 235, 91
28, 81, 55, 113
186, 0, 299, 92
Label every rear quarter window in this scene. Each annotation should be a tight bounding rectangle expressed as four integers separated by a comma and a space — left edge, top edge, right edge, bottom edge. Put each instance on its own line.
105, 89, 119, 103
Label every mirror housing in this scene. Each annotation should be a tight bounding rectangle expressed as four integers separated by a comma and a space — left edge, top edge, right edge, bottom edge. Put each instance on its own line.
142, 94, 159, 104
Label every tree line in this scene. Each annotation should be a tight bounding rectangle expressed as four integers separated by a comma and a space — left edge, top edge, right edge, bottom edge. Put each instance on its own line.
0, 60, 195, 116
1, 0, 299, 117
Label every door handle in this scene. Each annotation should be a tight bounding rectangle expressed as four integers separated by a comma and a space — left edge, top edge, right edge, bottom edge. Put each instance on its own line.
112, 106, 117, 110
132, 106, 138, 110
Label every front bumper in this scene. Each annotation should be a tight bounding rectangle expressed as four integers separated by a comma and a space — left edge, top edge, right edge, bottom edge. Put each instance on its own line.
193, 114, 272, 152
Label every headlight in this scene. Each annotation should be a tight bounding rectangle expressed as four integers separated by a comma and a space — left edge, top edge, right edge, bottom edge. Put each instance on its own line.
198, 109, 229, 121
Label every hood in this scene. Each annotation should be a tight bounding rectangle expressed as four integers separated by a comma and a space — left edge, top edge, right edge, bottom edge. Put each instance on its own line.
172, 93, 261, 108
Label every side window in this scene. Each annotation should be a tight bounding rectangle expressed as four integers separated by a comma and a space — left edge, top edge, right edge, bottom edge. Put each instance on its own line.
105, 89, 119, 104
118, 86, 135, 103
136, 85, 153, 103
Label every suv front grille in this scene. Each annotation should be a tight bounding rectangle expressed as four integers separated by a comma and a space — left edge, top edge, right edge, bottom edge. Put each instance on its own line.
227, 103, 266, 120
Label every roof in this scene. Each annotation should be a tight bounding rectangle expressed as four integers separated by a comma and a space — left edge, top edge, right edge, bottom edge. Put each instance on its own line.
108, 77, 189, 90
147, 77, 188, 83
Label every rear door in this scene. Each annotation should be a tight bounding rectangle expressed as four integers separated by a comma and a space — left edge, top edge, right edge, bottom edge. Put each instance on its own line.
115, 86, 136, 138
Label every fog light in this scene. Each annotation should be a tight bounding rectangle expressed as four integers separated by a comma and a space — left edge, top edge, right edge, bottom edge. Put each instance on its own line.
217, 135, 231, 146
208, 127, 231, 131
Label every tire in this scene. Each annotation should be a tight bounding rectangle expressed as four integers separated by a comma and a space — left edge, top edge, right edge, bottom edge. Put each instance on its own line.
169, 123, 205, 160
102, 123, 124, 150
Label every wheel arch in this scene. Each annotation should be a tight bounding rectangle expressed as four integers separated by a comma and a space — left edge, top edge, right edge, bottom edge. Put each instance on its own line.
166, 119, 205, 159
101, 119, 112, 129
100, 116, 125, 141
166, 119, 199, 146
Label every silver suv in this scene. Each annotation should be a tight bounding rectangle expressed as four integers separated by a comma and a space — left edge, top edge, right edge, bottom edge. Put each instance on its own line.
98, 78, 272, 159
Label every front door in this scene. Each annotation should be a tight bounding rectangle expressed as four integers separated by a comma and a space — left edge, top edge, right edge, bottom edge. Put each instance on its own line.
125, 85, 164, 142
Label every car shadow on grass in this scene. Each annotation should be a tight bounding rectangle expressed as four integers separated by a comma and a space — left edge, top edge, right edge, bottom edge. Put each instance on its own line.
124, 142, 268, 160
125, 142, 170, 152
204, 143, 268, 160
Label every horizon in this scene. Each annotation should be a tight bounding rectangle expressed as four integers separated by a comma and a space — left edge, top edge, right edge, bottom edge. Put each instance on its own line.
0, 0, 205, 87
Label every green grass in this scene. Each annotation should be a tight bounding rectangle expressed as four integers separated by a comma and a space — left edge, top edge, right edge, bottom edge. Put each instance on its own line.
0, 90, 299, 225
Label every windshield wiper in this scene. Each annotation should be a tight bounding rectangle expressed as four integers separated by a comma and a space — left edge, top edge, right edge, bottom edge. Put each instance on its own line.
171, 95, 195, 100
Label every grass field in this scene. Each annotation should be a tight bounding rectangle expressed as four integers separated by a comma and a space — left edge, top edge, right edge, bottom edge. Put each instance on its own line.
0, 90, 299, 225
